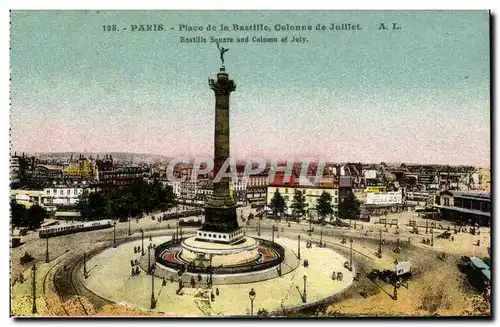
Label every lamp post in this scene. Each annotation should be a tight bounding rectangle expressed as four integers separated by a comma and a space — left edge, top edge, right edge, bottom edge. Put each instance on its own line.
209, 254, 213, 287
248, 288, 256, 316
147, 244, 152, 275
303, 275, 307, 303
378, 229, 382, 258
150, 266, 156, 309
113, 221, 117, 248
393, 259, 399, 300
320, 229, 323, 246
425, 219, 428, 234
31, 264, 37, 314
309, 211, 312, 234
349, 238, 353, 271
431, 228, 434, 246
298, 234, 301, 259
141, 228, 145, 256
83, 252, 88, 279
45, 237, 49, 263
258, 217, 261, 236
272, 225, 275, 242
128, 216, 131, 236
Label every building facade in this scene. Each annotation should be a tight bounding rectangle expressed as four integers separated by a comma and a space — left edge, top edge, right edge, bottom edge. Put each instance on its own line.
247, 173, 268, 205
433, 190, 491, 226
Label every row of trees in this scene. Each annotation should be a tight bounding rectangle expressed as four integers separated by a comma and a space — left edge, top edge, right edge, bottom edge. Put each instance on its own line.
11, 200, 48, 230
268, 189, 361, 224
76, 180, 176, 221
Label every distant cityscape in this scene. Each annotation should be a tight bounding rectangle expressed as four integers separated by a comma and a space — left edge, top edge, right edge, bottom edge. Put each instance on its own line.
10, 151, 491, 224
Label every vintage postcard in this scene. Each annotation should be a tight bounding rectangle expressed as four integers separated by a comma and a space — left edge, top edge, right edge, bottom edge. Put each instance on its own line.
9, 10, 491, 318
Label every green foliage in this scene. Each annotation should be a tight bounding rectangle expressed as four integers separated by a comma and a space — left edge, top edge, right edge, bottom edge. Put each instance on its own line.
316, 192, 333, 223
11, 200, 48, 230
76, 180, 176, 221
338, 191, 361, 219
291, 190, 307, 219
269, 190, 286, 216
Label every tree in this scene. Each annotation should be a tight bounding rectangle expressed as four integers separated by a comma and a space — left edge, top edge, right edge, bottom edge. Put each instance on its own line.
76, 181, 177, 221
339, 191, 361, 219
25, 204, 48, 230
269, 190, 286, 216
11, 199, 26, 228
316, 192, 333, 225
291, 190, 307, 220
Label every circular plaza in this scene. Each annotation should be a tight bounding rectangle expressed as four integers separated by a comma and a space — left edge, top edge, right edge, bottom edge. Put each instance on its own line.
79, 234, 355, 316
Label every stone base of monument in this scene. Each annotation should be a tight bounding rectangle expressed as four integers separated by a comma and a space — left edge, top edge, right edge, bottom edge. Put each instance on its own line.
181, 236, 259, 266
193, 229, 245, 245
152, 234, 292, 285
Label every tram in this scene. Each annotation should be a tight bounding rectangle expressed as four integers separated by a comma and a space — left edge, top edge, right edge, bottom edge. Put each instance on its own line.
38, 219, 113, 238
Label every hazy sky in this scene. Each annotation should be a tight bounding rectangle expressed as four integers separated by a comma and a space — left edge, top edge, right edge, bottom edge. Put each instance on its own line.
10, 10, 490, 166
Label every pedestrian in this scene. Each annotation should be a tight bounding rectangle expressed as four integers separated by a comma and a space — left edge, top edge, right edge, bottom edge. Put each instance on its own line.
451, 236, 454, 242
190, 276, 196, 288
131, 259, 134, 267
131, 267, 135, 276
162, 277, 167, 286
135, 266, 140, 275
216, 288, 219, 296
211, 291, 215, 302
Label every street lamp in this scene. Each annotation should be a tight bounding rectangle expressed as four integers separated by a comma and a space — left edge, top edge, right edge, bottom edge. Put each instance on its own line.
113, 221, 117, 248
272, 225, 275, 242
128, 216, 131, 236
349, 239, 353, 271
32, 264, 37, 314
248, 288, 256, 316
141, 228, 145, 256
393, 259, 399, 300
297, 234, 301, 260
45, 237, 49, 263
431, 228, 434, 246
150, 265, 156, 309
83, 252, 88, 279
378, 229, 383, 258
303, 275, 307, 303
147, 244, 152, 275
258, 217, 261, 236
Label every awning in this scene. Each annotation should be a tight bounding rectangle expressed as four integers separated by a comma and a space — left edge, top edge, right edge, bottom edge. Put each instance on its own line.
470, 256, 489, 270
432, 205, 490, 217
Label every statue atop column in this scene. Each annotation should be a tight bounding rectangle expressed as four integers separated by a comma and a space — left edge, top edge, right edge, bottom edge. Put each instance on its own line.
216, 41, 229, 67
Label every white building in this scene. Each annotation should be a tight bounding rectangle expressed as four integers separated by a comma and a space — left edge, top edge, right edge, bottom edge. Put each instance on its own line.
10, 189, 45, 208
164, 180, 181, 198
42, 182, 98, 212
10, 156, 20, 187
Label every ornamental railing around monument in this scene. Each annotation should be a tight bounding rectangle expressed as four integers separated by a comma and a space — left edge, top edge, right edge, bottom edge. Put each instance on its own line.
154, 238, 285, 275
